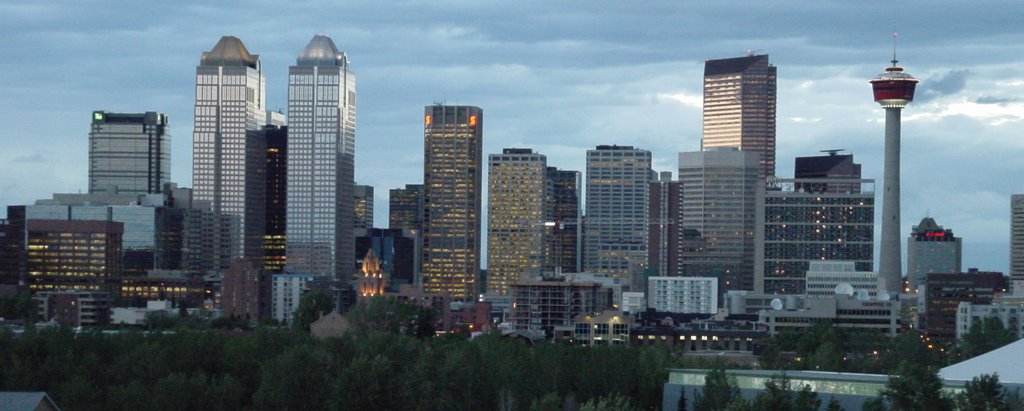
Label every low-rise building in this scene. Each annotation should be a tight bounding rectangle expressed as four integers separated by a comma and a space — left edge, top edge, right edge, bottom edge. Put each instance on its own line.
111, 300, 175, 326
956, 298, 1024, 340
804, 260, 878, 298
508, 278, 612, 334
647, 276, 718, 314
924, 269, 1006, 344
34, 291, 111, 327
573, 310, 632, 346
759, 294, 900, 337
271, 274, 317, 324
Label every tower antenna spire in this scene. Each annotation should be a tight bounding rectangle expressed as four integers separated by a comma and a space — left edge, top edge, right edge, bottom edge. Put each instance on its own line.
892, 32, 899, 66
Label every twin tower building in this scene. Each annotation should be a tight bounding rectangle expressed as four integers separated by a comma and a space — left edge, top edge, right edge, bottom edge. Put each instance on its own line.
193, 35, 356, 279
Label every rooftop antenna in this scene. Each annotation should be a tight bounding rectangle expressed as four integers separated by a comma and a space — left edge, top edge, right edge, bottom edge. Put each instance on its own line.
891, 32, 899, 66
820, 149, 846, 156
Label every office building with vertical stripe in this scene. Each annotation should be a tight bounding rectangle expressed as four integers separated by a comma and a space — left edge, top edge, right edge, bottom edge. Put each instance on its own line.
89, 111, 170, 195
422, 105, 483, 300
584, 145, 653, 280
702, 54, 777, 181
487, 148, 547, 295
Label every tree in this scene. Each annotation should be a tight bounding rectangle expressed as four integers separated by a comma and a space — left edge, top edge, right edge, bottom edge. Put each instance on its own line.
530, 392, 562, 411
0, 292, 34, 321
881, 361, 952, 411
693, 367, 740, 411
579, 393, 640, 411
292, 289, 335, 331
825, 397, 843, 411
676, 386, 686, 411
347, 296, 437, 338
953, 373, 1008, 411
861, 397, 887, 411
959, 317, 1017, 360
748, 375, 819, 411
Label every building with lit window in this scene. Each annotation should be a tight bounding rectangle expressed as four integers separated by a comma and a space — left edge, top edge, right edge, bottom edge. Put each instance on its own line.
222, 258, 268, 323
508, 278, 612, 334
286, 34, 356, 280
487, 148, 548, 295
648, 172, 680, 277
389, 184, 423, 231
908, 217, 962, 293
193, 36, 267, 261
647, 276, 719, 314
546, 167, 582, 274
924, 270, 1006, 344
26, 220, 123, 292
89, 111, 170, 195
118, 275, 207, 307
754, 178, 875, 294
702, 54, 777, 181
584, 145, 653, 280
355, 228, 418, 288
678, 148, 759, 293
573, 310, 632, 346
421, 105, 483, 300
263, 125, 287, 273
354, 184, 373, 231
804, 260, 878, 298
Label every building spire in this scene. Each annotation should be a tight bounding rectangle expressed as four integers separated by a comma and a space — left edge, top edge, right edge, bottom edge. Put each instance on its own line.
891, 32, 899, 66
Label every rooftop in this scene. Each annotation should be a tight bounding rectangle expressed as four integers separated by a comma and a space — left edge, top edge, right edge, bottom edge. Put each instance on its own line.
200, 36, 259, 68
296, 34, 347, 67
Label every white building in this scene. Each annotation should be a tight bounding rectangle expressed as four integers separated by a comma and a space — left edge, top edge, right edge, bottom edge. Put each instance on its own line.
286, 34, 357, 278
193, 36, 267, 260
621, 292, 646, 313
647, 276, 718, 314
272, 274, 317, 324
956, 299, 1024, 340
804, 261, 878, 298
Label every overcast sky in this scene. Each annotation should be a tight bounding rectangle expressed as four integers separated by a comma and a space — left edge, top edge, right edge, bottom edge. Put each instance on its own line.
2, 0, 1022, 273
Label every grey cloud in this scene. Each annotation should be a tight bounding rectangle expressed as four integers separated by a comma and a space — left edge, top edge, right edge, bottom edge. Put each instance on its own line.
976, 95, 1019, 104
915, 69, 969, 102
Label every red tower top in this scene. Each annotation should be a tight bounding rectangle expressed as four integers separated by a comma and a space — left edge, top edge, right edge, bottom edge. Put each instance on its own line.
870, 62, 918, 108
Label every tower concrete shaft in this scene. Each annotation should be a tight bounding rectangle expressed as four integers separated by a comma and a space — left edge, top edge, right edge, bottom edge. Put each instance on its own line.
879, 107, 902, 293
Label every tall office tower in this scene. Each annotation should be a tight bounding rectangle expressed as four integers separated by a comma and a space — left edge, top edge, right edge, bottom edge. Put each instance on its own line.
907, 217, 962, 293
89, 111, 170, 195
754, 177, 875, 294
354, 184, 374, 231
422, 105, 483, 300
286, 34, 357, 279
678, 148, 758, 292
648, 173, 681, 277
389, 184, 424, 231
486, 148, 548, 295
584, 145, 653, 280
264, 125, 287, 273
193, 36, 267, 261
1013, 195, 1024, 277
870, 56, 919, 294
546, 167, 582, 274
702, 54, 777, 181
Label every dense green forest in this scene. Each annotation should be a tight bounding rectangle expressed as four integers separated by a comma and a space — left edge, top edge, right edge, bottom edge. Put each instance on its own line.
0, 325, 676, 411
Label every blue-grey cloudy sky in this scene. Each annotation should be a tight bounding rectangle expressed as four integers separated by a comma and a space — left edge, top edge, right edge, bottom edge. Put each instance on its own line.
2, 0, 1022, 273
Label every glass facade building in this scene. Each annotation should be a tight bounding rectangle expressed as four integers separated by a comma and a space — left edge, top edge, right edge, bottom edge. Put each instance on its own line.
678, 148, 759, 293
422, 105, 483, 300
907, 217, 962, 293
354, 184, 374, 231
584, 145, 653, 280
702, 54, 777, 181
547, 167, 582, 274
487, 148, 548, 295
89, 111, 170, 195
286, 34, 357, 280
389, 184, 423, 231
264, 125, 288, 273
193, 36, 267, 260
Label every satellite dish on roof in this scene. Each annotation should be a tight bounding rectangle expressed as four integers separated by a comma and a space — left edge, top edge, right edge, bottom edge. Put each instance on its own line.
878, 292, 891, 301
835, 283, 855, 296
770, 298, 783, 311
856, 290, 871, 301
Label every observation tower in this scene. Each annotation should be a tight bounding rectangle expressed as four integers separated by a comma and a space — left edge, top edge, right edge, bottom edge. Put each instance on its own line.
870, 52, 919, 295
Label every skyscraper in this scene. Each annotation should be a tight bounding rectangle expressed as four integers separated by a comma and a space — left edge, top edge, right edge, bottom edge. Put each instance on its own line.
263, 125, 287, 273
648, 173, 680, 277
487, 148, 548, 295
89, 111, 170, 195
546, 167, 582, 274
1012, 195, 1024, 277
286, 34, 357, 279
907, 217, 962, 293
354, 184, 374, 231
754, 177, 875, 294
389, 184, 424, 232
702, 54, 777, 181
422, 105, 483, 300
584, 145, 652, 280
193, 36, 267, 260
678, 148, 759, 292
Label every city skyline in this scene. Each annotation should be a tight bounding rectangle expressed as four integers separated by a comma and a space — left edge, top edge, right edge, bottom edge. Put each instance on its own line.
2, 2, 1024, 274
